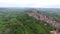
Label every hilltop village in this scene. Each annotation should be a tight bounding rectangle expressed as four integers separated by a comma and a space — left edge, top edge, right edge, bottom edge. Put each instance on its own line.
27, 9, 60, 34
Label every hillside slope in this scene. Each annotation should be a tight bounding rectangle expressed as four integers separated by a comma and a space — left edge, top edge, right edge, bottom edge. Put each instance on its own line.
0, 11, 53, 34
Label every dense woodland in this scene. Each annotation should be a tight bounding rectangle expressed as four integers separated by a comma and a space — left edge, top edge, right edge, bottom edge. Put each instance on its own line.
0, 8, 60, 34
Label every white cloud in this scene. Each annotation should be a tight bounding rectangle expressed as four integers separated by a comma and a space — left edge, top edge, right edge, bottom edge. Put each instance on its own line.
0, 0, 60, 8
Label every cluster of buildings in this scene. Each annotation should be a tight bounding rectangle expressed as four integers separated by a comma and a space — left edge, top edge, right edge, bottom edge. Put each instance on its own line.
27, 9, 60, 34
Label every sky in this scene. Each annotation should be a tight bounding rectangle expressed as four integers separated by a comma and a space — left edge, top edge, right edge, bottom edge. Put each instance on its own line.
0, 0, 60, 8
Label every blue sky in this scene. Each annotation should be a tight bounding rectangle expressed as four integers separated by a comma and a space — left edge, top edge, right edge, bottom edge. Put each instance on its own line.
0, 0, 60, 8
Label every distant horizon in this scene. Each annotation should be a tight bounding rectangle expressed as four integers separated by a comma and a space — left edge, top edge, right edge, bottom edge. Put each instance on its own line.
0, 7, 60, 8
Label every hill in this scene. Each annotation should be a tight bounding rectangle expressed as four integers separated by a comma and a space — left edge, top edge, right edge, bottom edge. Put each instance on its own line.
0, 8, 60, 34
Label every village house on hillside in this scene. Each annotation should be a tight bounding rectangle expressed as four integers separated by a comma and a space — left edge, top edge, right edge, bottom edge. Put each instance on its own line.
27, 9, 60, 34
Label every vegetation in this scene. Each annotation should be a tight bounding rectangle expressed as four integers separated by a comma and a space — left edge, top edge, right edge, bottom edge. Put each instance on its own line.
0, 8, 60, 34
